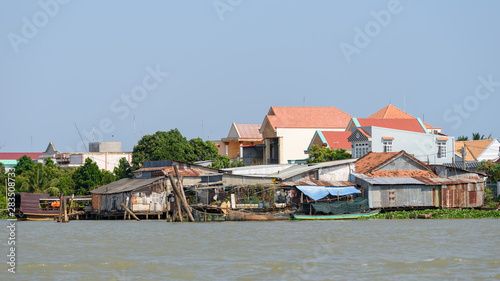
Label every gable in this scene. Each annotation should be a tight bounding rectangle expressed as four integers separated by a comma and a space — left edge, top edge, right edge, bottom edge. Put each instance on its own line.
44, 142, 58, 155
261, 118, 277, 138
376, 155, 427, 172
227, 123, 240, 138
348, 128, 370, 142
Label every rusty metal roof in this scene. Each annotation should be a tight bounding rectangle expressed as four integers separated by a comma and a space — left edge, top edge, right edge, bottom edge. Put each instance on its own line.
279, 180, 355, 187
91, 177, 164, 194
135, 166, 219, 177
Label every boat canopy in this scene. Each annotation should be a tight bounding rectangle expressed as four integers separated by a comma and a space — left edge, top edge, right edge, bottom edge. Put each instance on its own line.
296, 185, 361, 201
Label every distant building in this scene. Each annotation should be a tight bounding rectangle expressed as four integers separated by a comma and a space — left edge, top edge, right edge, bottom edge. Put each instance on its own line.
364, 104, 441, 133
260, 107, 352, 164
347, 122, 455, 165
454, 139, 500, 163
218, 123, 263, 162
40, 142, 132, 172
307, 130, 352, 153
0, 152, 43, 169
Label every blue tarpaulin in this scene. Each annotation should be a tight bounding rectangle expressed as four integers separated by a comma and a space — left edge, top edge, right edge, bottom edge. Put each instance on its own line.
296, 186, 361, 200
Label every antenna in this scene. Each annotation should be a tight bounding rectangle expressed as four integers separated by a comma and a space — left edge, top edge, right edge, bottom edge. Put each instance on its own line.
202, 120, 204, 139
134, 115, 136, 144
92, 125, 95, 142
303, 96, 305, 106
403, 91, 406, 112
31, 136, 33, 152
74, 123, 88, 152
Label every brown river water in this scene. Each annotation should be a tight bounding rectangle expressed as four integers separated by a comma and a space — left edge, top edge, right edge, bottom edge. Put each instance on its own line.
1, 219, 500, 280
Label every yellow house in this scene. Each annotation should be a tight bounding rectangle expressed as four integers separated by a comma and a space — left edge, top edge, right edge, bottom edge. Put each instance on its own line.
219, 123, 263, 160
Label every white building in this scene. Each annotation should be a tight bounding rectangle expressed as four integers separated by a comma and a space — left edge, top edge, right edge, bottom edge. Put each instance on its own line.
40, 142, 132, 172
259, 107, 353, 164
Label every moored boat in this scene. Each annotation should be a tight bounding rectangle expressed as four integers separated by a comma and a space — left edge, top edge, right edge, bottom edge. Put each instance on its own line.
290, 210, 379, 220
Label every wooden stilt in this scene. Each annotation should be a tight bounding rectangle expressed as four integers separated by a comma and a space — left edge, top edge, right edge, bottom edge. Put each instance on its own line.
120, 202, 140, 221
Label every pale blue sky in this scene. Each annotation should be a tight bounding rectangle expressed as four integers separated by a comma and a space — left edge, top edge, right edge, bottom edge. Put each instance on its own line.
1, 0, 499, 153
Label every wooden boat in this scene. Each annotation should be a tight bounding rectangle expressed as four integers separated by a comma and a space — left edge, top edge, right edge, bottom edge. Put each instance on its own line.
290, 210, 380, 220
226, 210, 289, 221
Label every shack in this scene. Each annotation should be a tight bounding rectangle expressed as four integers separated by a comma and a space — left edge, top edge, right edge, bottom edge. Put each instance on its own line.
353, 151, 486, 209
90, 177, 168, 218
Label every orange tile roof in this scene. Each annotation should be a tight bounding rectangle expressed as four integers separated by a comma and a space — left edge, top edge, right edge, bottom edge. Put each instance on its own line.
455, 139, 495, 162
355, 152, 399, 174
369, 104, 415, 119
321, 131, 352, 150
368, 104, 438, 129
355, 151, 436, 177
265, 107, 352, 129
357, 118, 426, 133
357, 128, 371, 138
235, 124, 262, 139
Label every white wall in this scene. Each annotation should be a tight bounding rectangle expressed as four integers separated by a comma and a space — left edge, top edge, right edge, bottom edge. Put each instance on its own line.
477, 140, 500, 161
277, 128, 343, 164
318, 164, 354, 182
368, 127, 455, 165
71, 153, 132, 172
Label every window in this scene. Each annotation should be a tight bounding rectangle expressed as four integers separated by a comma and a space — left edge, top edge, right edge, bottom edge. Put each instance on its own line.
383, 141, 392, 152
353, 142, 371, 158
437, 142, 446, 158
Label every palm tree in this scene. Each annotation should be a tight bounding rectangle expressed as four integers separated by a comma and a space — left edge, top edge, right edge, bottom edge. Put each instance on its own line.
472, 133, 492, 140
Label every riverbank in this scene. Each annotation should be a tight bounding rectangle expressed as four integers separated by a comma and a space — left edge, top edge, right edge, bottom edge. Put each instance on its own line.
368, 208, 500, 219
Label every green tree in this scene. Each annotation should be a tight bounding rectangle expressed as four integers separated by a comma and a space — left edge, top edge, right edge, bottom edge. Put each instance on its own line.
472, 133, 492, 140
307, 145, 351, 163
15, 155, 35, 175
478, 161, 500, 183
132, 129, 197, 169
72, 158, 103, 195
114, 157, 133, 179
57, 169, 76, 195
189, 138, 219, 161
102, 170, 117, 185
457, 136, 468, 141
210, 155, 246, 169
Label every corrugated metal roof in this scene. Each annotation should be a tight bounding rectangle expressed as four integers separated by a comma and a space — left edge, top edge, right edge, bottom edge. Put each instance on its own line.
359, 177, 424, 185
135, 166, 218, 177
91, 177, 164, 194
414, 177, 480, 185
279, 180, 355, 187
269, 159, 356, 180
443, 161, 480, 169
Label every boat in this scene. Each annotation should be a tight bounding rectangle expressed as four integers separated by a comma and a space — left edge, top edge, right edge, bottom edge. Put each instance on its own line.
226, 210, 290, 221
290, 210, 380, 220
14, 193, 92, 221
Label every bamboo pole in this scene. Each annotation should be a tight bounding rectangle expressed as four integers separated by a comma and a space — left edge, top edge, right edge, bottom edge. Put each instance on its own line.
167, 170, 195, 222
120, 202, 140, 221
175, 193, 182, 221
58, 193, 63, 222
171, 200, 178, 222
124, 197, 130, 220
173, 165, 195, 222
63, 197, 69, 223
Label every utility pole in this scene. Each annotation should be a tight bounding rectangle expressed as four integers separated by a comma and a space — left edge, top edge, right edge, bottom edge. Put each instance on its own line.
462, 144, 467, 170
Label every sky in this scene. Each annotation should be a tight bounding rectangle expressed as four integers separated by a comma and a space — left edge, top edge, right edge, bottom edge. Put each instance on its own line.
1, 0, 499, 153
